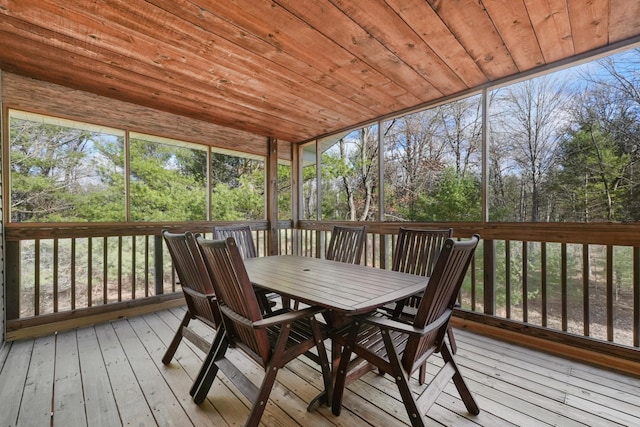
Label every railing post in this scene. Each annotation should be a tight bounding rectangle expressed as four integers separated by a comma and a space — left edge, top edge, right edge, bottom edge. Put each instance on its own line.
154, 235, 164, 295
5, 240, 20, 320
483, 238, 496, 315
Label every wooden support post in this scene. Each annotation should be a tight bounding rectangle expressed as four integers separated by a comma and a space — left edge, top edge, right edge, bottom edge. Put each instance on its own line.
266, 137, 279, 256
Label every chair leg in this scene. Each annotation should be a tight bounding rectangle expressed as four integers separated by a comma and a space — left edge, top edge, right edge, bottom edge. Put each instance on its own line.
162, 311, 191, 365
192, 328, 229, 403
447, 324, 457, 354
246, 362, 279, 427
381, 330, 425, 427
441, 344, 479, 415
245, 320, 295, 426
418, 363, 426, 385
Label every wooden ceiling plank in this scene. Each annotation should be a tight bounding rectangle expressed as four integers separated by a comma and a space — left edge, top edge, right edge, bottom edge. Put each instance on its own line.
425, 0, 519, 81
94, 0, 376, 121
609, 0, 640, 42
148, 0, 402, 115
187, 0, 421, 107
324, 0, 468, 95
567, 0, 610, 54
195, 0, 426, 108
524, 0, 574, 63
8, 0, 365, 129
0, 29, 316, 142
482, 0, 546, 71
274, 0, 441, 102
385, 0, 488, 88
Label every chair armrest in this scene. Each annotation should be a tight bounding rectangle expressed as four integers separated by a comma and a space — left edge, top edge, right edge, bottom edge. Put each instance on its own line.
359, 310, 451, 338
253, 306, 326, 328
219, 305, 325, 329
182, 285, 215, 300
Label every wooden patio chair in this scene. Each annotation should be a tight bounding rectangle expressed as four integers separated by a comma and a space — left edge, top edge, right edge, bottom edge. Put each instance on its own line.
389, 227, 458, 384
213, 224, 258, 259
213, 224, 276, 312
191, 236, 333, 426
332, 235, 481, 426
325, 225, 367, 264
161, 230, 222, 364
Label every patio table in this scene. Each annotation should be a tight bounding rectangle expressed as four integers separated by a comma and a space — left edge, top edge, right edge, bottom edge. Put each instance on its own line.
243, 255, 428, 316
243, 255, 429, 407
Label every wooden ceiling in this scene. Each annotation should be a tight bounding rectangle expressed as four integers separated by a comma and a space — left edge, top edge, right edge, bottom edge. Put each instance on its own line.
1, 1, 640, 144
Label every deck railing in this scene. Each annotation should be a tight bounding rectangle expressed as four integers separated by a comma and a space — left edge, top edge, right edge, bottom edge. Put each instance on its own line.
4, 220, 640, 366
297, 221, 640, 361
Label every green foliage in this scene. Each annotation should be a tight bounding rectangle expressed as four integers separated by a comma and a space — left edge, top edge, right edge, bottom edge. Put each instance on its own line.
551, 124, 630, 221
128, 138, 208, 221
278, 163, 292, 219
211, 173, 264, 220
9, 117, 267, 223
9, 119, 119, 222
412, 168, 481, 221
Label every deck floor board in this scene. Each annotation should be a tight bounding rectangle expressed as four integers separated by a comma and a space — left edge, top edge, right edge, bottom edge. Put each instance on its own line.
1, 307, 639, 427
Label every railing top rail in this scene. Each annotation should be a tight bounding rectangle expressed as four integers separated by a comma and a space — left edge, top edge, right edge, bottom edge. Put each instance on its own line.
300, 221, 640, 247
5, 219, 640, 246
3, 220, 281, 240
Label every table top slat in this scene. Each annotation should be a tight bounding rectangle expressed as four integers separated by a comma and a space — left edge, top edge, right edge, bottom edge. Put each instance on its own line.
244, 255, 427, 314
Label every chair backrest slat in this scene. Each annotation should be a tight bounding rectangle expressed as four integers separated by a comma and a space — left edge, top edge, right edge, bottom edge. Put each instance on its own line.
403, 235, 479, 370
162, 229, 220, 327
213, 224, 258, 259
197, 236, 271, 363
392, 228, 452, 276
325, 225, 366, 265
163, 230, 214, 295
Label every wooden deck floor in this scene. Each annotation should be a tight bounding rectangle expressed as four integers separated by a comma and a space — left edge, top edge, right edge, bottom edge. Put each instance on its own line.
1, 307, 639, 427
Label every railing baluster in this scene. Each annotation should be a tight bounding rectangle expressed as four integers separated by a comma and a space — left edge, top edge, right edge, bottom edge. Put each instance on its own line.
53, 238, 59, 313
634, 247, 639, 348
118, 236, 123, 301
88, 237, 93, 307
34, 240, 40, 316
471, 251, 476, 311
144, 235, 150, 298
607, 245, 614, 342
132, 236, 136, 300
542, 242, 547, 328
71, 238, 76, 310
103, 236, 108, 304
505, 240, 511, 319
484, 239, 495, 316
583, 244, 590, 337
522, 241, 528, 323
561, 243, 567, 332
154, 235, 164, 296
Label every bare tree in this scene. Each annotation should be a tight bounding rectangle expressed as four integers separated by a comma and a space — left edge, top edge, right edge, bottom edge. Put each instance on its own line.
491, 76, 569, 221
384, 109, 446, 219
436, 97, 482, 177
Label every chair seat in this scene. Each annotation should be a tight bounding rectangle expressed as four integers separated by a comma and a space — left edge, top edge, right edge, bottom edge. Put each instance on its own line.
265, 308, 328, 362
331, 311, 419, 383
